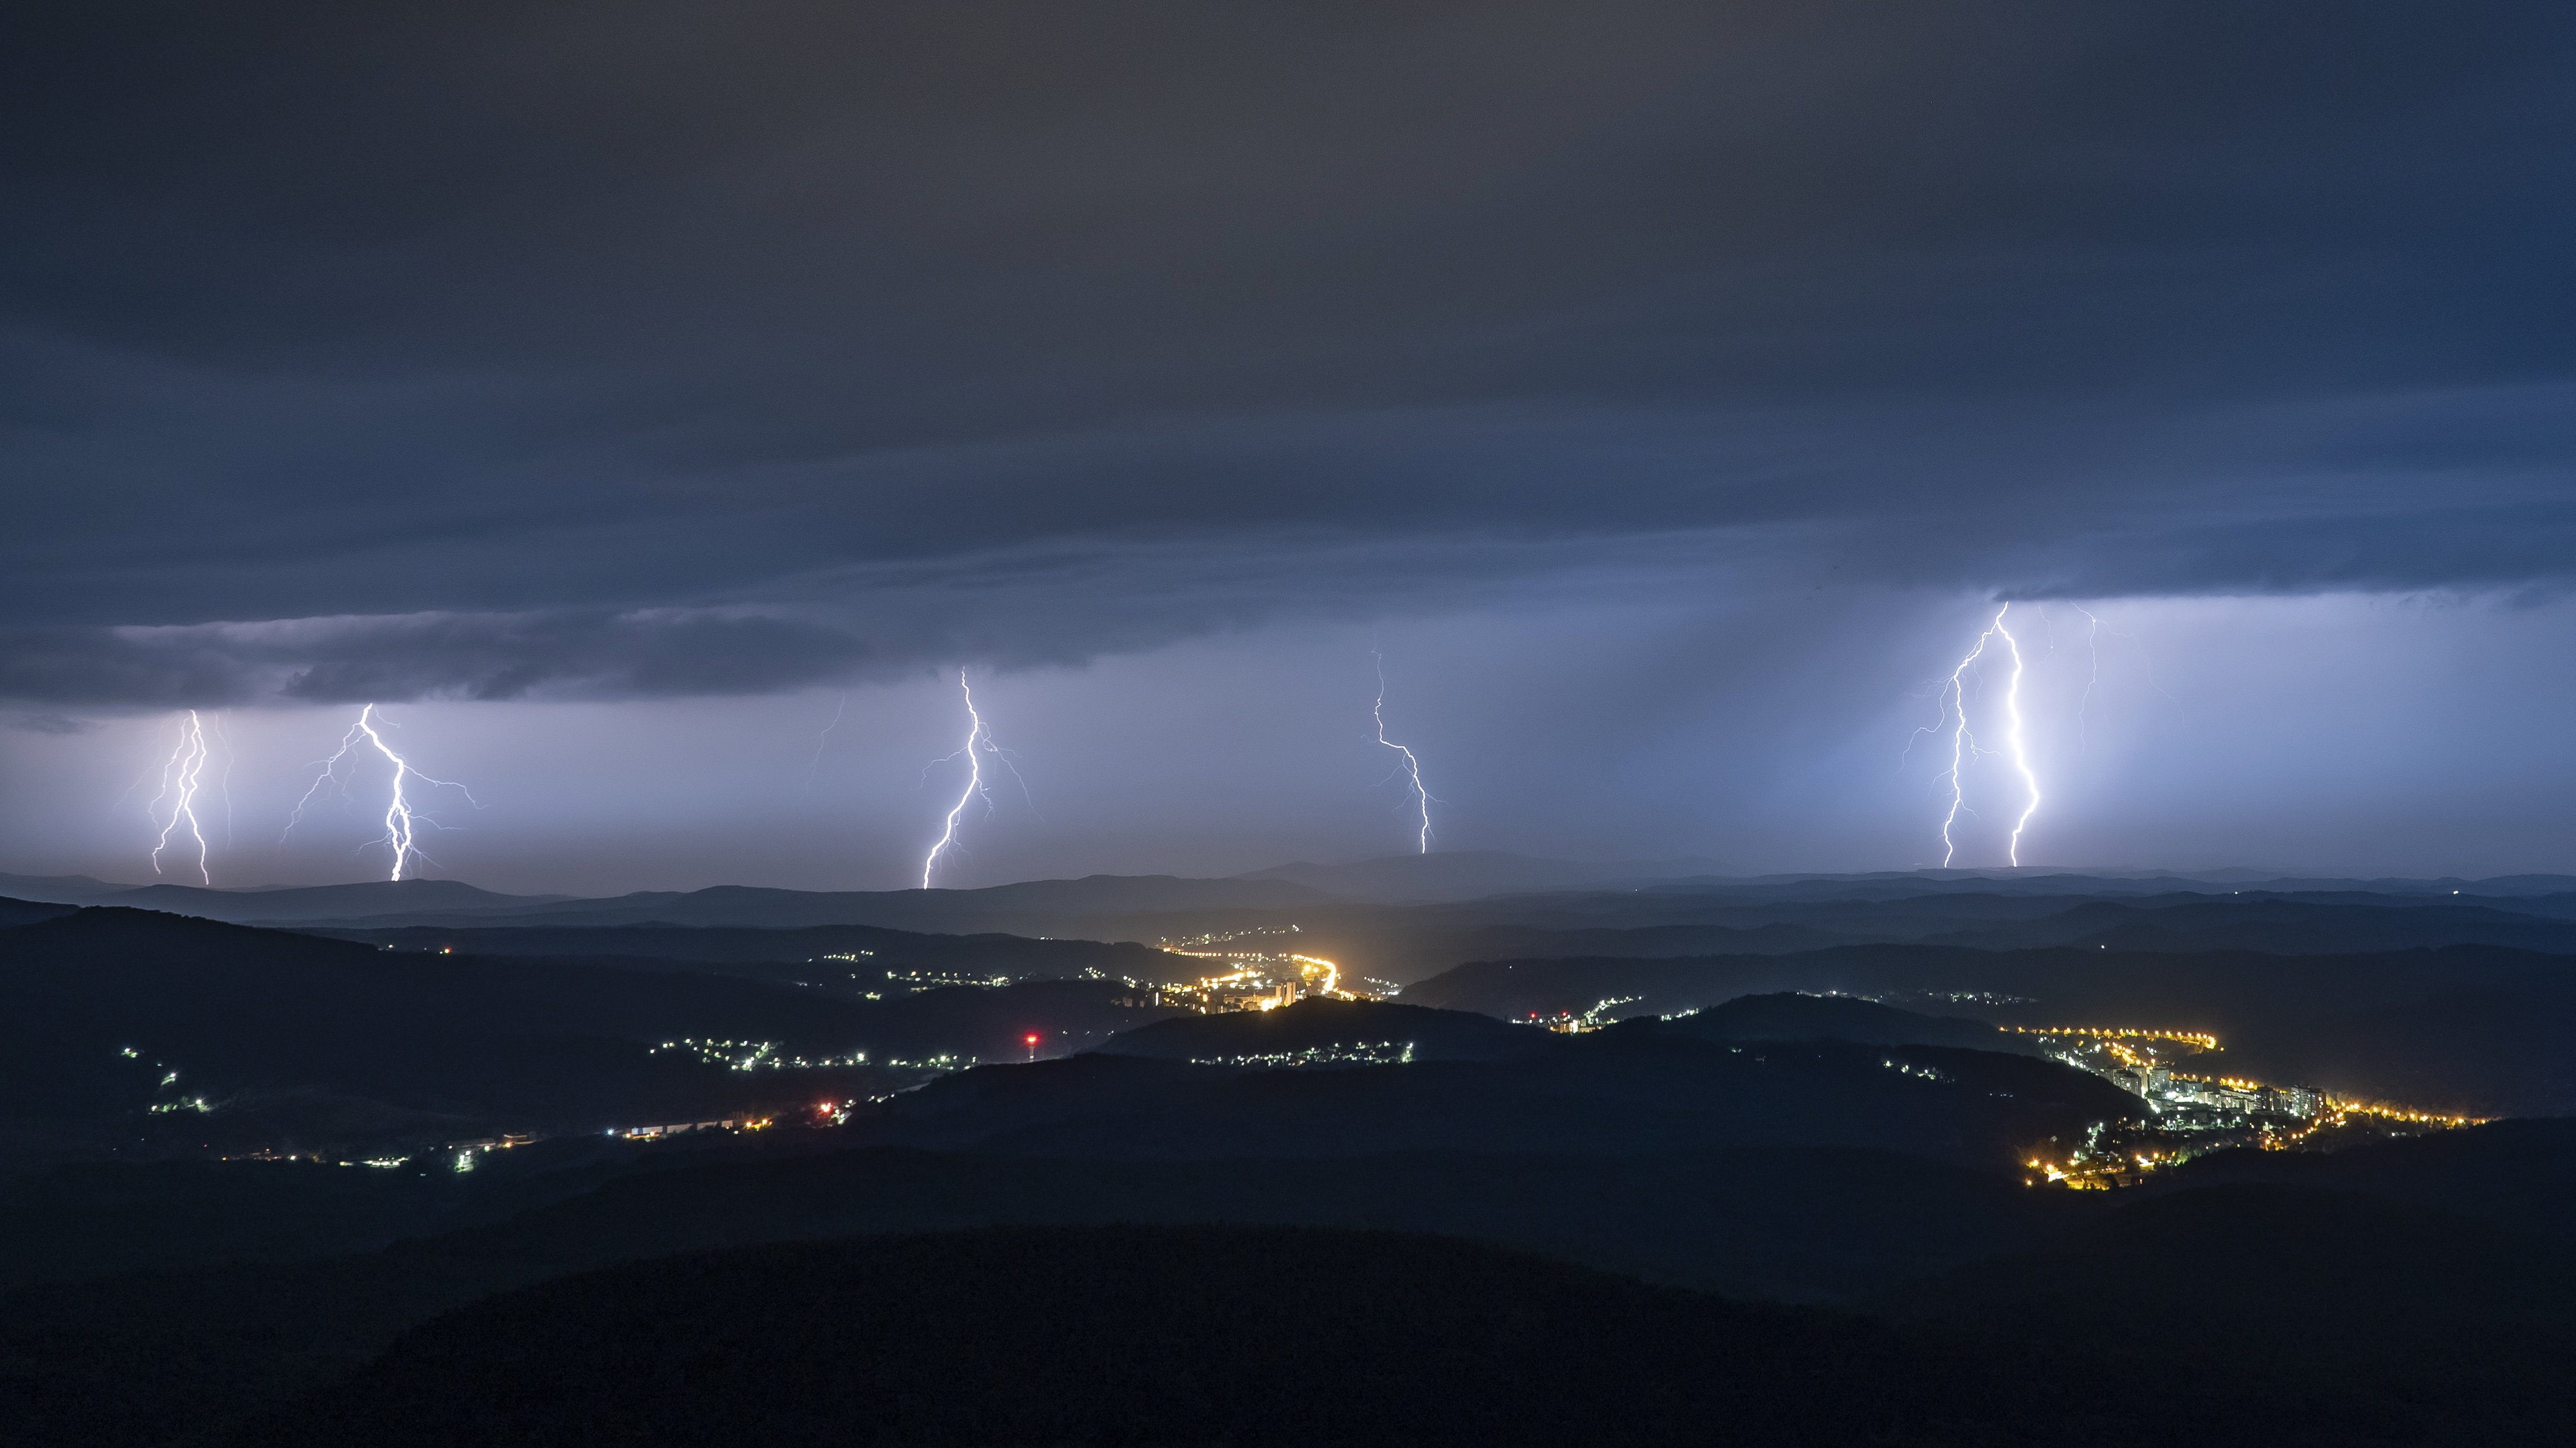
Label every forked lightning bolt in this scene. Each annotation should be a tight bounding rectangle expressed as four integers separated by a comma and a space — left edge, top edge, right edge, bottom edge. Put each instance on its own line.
921, 671, 1004, 889
1929, 605, 2041, 869
2071, 604, 2102, 754
284, 703, 477, 882
1372, 650, 1434, 854
148, 710, 212, 886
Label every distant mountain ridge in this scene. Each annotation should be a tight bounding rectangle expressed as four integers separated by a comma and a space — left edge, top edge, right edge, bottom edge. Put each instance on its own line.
1237, 851, 1720, 903
12, 864, 2576, 938
0, 873, 1327, 936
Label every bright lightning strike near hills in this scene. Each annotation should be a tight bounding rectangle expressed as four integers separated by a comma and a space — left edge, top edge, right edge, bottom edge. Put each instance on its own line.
1927, 605, 2041, 868
285, 703, 477, 882
147, 710, 212, 885
920, 670, 1008, 889
1372, 650, 1435, 853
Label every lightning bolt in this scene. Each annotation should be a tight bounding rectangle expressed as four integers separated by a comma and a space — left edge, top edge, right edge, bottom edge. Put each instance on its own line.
147, 711, 212, 886
1929, 605, 2041, 869
1371, 650, 1434, 854
802, 693, 846, 789
920, 670, 1008, 889
285, 703, 477, 882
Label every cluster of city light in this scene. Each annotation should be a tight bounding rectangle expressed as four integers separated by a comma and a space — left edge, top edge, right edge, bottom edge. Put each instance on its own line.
2017, 1023, 2486, 1188
1902, 988, 2035, 1007
2005, 1024, 2219, 1050
885, 968, 1014, 992
611, 1116, 772, 1141
118, 1043, 217, 1118
2324, 1097, 2488, 1129
1285, 954, 1342, 997
1146, 951, 1351, 1013
222, 1152, 424, 1168
650, 1037, 872, 1072
1157, 924, 1304, 949
1516, 995, 1641, 1034
1191, 1041, 1417, 1068
886, 1052, 977, 1072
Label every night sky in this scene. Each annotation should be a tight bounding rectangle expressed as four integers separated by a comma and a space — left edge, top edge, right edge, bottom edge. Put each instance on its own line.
5, 2, 2574, 891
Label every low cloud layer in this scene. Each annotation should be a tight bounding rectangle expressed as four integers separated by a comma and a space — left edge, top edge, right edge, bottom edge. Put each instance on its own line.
4, 1, 2572, 707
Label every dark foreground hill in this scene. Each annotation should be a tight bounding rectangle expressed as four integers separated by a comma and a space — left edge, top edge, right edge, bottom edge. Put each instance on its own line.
238, 1215, 2576, 1448
8, 1121, 2573, 1447
0, 1146, 2062, 1447
241, 1225, 2075, 1448
1883, 1181, 2576, 1445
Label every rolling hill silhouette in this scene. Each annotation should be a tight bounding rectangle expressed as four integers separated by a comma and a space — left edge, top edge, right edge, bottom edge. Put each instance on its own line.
0, 908, 1176, 1163
1095, 995, 1552, 1062
232, 1225, 2083, 1448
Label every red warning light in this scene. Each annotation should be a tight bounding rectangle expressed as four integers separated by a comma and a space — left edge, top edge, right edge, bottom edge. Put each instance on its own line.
1024, 1033, 1042, 1046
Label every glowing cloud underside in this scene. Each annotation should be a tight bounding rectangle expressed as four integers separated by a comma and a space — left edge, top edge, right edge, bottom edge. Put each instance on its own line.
284, 703, 477, 882
1371, 650, 1434, 854
1932, 605, 2043, 869
921, 671, 992, 889
148, 710, 211, 886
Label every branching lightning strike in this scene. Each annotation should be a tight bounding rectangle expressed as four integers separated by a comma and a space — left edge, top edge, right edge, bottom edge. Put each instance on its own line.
1930, 605, 2042, 869
148, 710, 212, 886
2072, 604, 2102, 755
1372, 650, 1434, 854
920, 671, 1000, 889
285, 703, 478, 882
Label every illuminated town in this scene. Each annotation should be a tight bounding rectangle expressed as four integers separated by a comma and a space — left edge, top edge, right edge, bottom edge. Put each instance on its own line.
2005, 1024, 2487, 1188
1148, 941, 1353, 1013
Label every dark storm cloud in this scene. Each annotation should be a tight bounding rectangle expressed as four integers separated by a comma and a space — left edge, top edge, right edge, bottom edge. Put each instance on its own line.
3, 1, 2572, 703
0, 610, 872, 707
0, 526, 1763, 706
